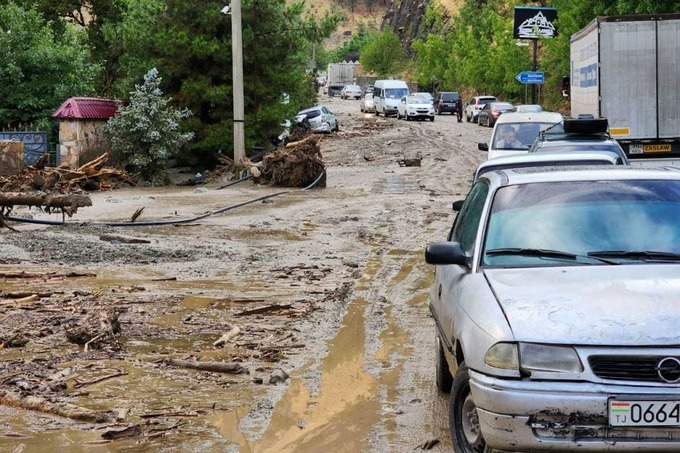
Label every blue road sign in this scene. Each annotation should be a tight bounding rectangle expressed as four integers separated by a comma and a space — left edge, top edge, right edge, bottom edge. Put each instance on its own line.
516, 71, 545, 84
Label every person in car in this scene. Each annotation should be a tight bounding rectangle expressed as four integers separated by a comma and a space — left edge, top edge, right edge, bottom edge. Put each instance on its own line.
496, 126, 522, 148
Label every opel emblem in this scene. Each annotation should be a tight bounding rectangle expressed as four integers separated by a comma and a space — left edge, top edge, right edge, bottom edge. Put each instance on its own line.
656, 357, 680, 383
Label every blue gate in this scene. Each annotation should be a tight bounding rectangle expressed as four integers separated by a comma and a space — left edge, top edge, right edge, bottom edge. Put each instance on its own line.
0, 131, 50, 166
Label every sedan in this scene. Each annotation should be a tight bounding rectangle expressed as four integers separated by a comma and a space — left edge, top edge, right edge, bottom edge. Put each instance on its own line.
426, 166, 680, 452
360, 93, 375, 113
477, 101, 514, 127
396, 95, 435, 122
296, 105, 339, 133
340, 84, 362, 100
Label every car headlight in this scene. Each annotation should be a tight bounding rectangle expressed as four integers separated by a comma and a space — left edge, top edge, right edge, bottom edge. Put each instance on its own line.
519, 343, 583, 373
484, 342, 518, 370
485, 342, 583, 374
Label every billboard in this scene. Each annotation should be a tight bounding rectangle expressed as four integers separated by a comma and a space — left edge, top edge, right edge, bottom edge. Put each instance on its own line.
514, 7, 558, 39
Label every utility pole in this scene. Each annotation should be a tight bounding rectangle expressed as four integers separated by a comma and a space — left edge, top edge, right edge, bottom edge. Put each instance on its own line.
532, 39, 538, 104
228, 0, 245, 165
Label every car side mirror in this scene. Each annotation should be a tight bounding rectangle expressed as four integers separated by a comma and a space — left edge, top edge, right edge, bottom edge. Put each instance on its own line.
425, 242, 468, 266
478, 143, 488, 151
452, 200, 464, 212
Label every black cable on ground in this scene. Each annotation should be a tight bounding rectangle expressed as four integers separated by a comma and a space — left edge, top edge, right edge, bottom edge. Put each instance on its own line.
5, 171, 326, 228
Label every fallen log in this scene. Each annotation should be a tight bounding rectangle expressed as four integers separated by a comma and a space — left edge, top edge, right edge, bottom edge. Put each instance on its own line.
0, 390, 113, 423
163, 358, 245, 374
0, 192, 91, 208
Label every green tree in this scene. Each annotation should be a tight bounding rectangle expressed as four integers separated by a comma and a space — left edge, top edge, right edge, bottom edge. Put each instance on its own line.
0, 2, 98, 130
360, 28, 406, 76
103, 68, 194, 186
104, 0, 339, 168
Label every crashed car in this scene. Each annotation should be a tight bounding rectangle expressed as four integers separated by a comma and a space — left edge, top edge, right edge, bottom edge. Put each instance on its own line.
426, 166, 680, 452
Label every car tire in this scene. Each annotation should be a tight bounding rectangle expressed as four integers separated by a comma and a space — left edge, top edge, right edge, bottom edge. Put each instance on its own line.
430, 116, 435, 122
437, 107, 442, 115
450, 364, 488, 453
405, 115, 411, 121
435, 336, 452, 392
466, 113, 471, 122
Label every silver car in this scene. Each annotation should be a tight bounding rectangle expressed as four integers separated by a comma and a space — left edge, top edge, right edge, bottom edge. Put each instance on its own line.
360, 93, 375, 113
297, 105, 339, 133
426, 166, 680, 452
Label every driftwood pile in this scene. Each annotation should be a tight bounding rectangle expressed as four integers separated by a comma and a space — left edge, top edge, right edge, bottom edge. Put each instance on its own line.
245, 135, 326, 188
0, 153, 134, 228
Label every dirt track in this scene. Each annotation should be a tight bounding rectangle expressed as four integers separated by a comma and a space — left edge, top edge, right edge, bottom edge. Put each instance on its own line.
0, 94, 491, 452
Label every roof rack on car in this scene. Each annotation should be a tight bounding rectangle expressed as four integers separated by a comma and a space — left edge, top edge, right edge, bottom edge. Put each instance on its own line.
563, 116, 609, 134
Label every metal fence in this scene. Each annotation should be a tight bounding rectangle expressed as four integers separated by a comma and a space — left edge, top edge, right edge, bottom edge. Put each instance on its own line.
0, 131, 51, 166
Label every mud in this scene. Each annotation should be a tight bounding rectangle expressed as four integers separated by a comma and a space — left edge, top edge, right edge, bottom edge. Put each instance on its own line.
0, 93, 490, 452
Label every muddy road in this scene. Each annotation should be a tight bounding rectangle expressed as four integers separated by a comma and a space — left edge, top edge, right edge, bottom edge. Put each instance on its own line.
0, 94, 491, 452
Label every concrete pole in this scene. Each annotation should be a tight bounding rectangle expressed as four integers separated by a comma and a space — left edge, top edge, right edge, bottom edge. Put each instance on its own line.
231, 0, 245, 165
532, 39, 538, 104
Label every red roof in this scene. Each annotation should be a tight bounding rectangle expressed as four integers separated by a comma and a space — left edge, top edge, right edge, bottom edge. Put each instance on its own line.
52, 97, 118, 119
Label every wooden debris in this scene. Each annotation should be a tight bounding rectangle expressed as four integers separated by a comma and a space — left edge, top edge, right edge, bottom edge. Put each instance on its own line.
99, 234, 151, 244
101, 424, 142, 440
235, 304, 293, 317
73, 370, 128, 389
244, 135, 326, 188
64, 309, 121, 349
163, 358, 245, 374
0, 389, 113, 423
213, 326, 241, 347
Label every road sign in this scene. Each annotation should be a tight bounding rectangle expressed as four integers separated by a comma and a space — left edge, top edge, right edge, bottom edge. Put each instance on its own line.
516, 71, 545, 84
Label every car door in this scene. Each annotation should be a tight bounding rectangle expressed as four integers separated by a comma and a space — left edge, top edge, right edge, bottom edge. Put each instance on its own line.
322, 106, 336, 129
434, 182, 490, 358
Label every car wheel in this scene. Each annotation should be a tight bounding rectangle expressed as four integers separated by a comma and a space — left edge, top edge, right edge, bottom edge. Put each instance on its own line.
466, 113, 471, 122
405, 115, 411, 121
450, 364, 488, 453
437, 107, 441, 115
430, 116, 435, 122
435, 336, 452, 392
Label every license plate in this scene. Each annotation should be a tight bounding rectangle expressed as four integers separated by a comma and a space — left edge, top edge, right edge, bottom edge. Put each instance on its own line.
629, 144, 643, 154
643, 144, 672, 153
609, 399, 680, 427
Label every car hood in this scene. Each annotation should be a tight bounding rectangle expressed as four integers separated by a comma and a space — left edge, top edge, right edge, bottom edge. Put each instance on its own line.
484, 265, 680, 345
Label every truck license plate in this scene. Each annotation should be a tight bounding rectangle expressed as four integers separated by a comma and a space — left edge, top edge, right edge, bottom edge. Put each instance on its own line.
629, 144, 643, 154
609, 399, 680, 427
643, 144, 672, 153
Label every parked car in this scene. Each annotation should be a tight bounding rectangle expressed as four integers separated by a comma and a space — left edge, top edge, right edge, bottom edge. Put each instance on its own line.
360, 93, 375, 113
476, 101, 514, 127
296, 105, 339, 133
340, 84, 362, 100
373, 79, 409, 117
472, 149, 623, 182
433, 92, 463, 121
412, 92, 434, 104
396, 95, 435, 122
528, 116, 630, 164
426, 165, 680, 453
465, 95, 497, 122
327, 84, 344, 97
512, 104, 543, 113
363, 85, 374, 96
478, 111, 564, 160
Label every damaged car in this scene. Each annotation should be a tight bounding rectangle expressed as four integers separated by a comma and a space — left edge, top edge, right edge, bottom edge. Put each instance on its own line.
425, 166, 680, 452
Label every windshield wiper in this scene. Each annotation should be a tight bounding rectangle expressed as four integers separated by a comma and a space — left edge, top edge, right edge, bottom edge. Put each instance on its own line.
486, 248, 616, 264
486, 247, 619, 264
587, 250, 680, 262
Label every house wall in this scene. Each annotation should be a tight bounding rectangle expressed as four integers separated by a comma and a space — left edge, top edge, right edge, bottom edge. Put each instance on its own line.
58, 119, 109, 167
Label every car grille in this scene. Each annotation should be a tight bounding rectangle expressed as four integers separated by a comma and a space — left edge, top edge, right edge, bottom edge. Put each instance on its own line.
589, 355, 680, 383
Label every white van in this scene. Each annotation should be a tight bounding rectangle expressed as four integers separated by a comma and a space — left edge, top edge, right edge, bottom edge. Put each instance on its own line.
373, 80, 409, 117
479, 111, 564, 160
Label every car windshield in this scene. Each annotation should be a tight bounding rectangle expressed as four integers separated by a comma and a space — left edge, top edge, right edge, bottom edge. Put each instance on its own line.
493, 122, 564, 150
385, 88, 409, 99
482, 179, 680, 267
407, 97, 426, 104
442, 94, 459, 101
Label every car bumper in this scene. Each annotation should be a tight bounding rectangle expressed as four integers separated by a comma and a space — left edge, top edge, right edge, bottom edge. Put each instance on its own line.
407, 112, 434, 119
471, 370, 680, 451
310, 123, 332, 133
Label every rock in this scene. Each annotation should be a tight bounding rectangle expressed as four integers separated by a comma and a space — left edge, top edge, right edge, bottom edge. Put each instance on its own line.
269, 369, 289, 385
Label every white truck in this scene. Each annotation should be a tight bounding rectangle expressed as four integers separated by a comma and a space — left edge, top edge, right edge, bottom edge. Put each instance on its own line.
570, 14, 680, 164
326, 62, 358, 96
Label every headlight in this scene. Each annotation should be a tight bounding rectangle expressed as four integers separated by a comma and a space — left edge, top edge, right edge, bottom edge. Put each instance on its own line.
484, 342, 518, 370
519, 343, 583, 373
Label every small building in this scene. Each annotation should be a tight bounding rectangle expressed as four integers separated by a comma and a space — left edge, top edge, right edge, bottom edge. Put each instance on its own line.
52, 97, 117, 167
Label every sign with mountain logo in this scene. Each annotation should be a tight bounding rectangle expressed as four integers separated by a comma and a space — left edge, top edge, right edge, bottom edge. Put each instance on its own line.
513, 7, 557, 40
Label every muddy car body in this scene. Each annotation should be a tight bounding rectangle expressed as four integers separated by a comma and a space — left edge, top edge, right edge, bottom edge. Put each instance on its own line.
426, 166, 680, 452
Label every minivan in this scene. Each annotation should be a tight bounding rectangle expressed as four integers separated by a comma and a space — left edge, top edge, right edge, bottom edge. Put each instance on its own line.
373, 80, 409, 117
